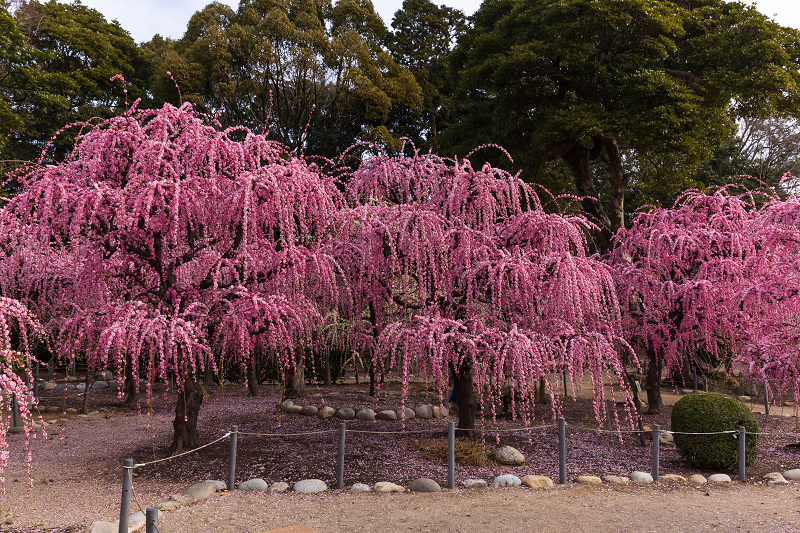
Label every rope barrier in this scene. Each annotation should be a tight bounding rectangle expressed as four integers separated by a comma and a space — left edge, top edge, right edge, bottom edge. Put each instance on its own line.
125, 432, 231, 469
131, 481, 161, 533
345, 428, 445, 434
455, 424, 558, 433
238, 430, 337, 437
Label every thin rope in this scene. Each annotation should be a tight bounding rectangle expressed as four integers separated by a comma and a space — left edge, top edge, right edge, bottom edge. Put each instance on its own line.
456, 424, 558, 433
237, 430, 337, 437
345, 428, 445, 434
126, 432, 231, 469
131, 481, 161, 533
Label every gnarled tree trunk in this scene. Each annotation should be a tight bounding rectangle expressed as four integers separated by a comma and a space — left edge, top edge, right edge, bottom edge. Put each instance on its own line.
170, 378, 205, 455
247, 362, 259, 396
645, 346, 662, 414
283, 348, 305, 399
452, 361, 476, 439
121, 355, 138, 406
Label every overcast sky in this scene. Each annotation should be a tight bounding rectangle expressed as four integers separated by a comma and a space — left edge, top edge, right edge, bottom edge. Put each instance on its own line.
58, 0, 799, 43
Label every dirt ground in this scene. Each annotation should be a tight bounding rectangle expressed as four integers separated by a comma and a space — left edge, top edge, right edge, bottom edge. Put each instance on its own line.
3, 378, 800, 533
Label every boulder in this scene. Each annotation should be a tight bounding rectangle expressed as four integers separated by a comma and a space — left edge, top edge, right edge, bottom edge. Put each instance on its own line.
356, 408, 376, 421
268, 482, 289, 493
293, 479, 328, 493
376, 410, 398, 421
521, 475, 553, 488
124, 510, 149, 531
629, 471, 653, 484
168, 493, 192, 505
491, 474, 521, 488
335, 408, 356, 420
41, 381, 56, 391
603, 476, 630, 485
494, 446, 525, 466
408, 478, 441, 492
84, 521, 115, 533
299, 405, 318, 416
462, 479, 487, 489
317, 406, 335, 419
238, 478, 268, 492
783, 469, 800, 481
157, 500, 181, 511
76, 383, 86, 390
708, 473, 731, 483
45, 406, 60, 413
351, 483, 371, 493
397, 407, 415, 421
688, 474, 707, 486
659, 432, 674, 445
659, 474, 687, 483
414, 405, 433, 419
98, 407, 110, 414
432, 406, 443, 419
284, 405, 303, 415
184, 481, 218, 501
374, 482, 405, 493
54, 384, 67, 392
764, 472, 788, 485
92, 381, 109, 390
575, 475, 603, 485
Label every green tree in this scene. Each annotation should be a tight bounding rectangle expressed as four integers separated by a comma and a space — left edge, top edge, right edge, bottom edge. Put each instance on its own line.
150, 0, 422, 158
0, 0, 35, 165
443, 0, 800, 240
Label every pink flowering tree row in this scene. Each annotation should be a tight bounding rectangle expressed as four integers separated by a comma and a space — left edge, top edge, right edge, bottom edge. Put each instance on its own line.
328, 151, 637, 435
0, 102, 344, 453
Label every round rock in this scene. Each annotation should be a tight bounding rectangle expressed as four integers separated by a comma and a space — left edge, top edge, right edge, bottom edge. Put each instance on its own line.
708, 473, 731, 483
351, 483, 371, 493
299, 405, 318, 416
356, 408, 376, 421
494, 445, 525, 466
521, 475, 553, 488
184, 481, 218, 501
783, 469, 800, 481
268, 482, 289, 493
238, 478, 267, 492
205, 479, 226, 491
374, 481, 405, 493
317, 406, 335, 419
335, 408, 356, 420
688, 474, 707, 485
462, 479, 487, 489
293, 479, 328, 493
408, 478, 441, 493
65, 408, 78, 414
414, 405, 433, 419
576, 475, 603, 485
603, 475, 630, 485
376, 410, 397, 421
92, 380, 109, 390
397, 407, 415, 421
764, 472, 788, 485
491, 474, 521, 488
284, 404, 303, 415
45, 406, 60, 413
659, 474, 687, 483
629, 471, 653, 483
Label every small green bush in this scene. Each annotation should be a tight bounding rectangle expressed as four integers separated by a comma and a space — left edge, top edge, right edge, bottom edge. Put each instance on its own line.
671, 392, 758, 470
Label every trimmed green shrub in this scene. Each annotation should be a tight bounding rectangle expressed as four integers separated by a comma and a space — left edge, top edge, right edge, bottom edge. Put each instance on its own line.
671, 392, 758, 470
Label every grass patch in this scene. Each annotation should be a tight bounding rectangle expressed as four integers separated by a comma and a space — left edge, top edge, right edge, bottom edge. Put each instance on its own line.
413, 438, 497, 467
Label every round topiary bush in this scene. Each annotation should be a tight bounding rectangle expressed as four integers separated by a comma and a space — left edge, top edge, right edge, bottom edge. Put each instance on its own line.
671, 392, 758, 470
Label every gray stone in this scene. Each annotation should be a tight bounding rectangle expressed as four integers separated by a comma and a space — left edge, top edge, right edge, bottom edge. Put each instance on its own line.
356, 408, 376, 421
284, 405, 303, 415
351, 483, 371, 493
268, 482, 289, 493
65, 383, 76, 390
66, 376, 79, 382
45, 406, 60, 413
98, 408, 110, 414
293, 479, 328, 493
681, 389, 695, 394
575, 475, 603, 485
374, 481, 405, 492
92, 381, 109, 390
87, 411, 99, 416
168, 493, 192, 505
441, 407, 450, 417
659, 432, 674, 444
783, 469, 800, 481
708, 473, 731, 483
397, 407, 415, 421
299, 405, 318, 416
335, 408, 356, 420
282, 400, 294, 409
494, 445, 525, 466
238, 478, 268, 492
41, 381, 56, 391
54, 384, 67, 392
157, 500, 181, 511
688, 474, 707, 486
76, 383, 86, 390
432, 406, 443, 419
764, 472, 788, 485
462, 479, 487, 489
84, 521, 116, 533
205, 479, 226, 491
408, 478, 441, 492
738, 395, 752, 402
492, 474, 522, 488
376, 410, 397, 421
659, 474, 687, 483
414, 405, 433, 419
603, 475, 630, 485
629, 471, 654, 484
521, 475, 554, 488
108, 380, 119, 388
95, 370, 114, 380
125, 510, 148, 531
184, 481, 218, 501
317, 406, 335, 419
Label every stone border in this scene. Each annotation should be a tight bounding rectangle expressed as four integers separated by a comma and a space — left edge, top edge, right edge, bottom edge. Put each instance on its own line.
280, 399, 450, 421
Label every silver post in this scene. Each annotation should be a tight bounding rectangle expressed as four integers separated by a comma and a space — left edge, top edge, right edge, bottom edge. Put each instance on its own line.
447, 420, 455, 489
652, 424, 660, 481
738, 426, 746, 481
119, 459, 134, 533
145, 507, 158, 533
228, 425, 238, 491
558, 417, 566, 484
336, 422, 346, 489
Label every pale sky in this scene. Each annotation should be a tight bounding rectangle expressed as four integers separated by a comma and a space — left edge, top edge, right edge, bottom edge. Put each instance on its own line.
59, 0, 798, 43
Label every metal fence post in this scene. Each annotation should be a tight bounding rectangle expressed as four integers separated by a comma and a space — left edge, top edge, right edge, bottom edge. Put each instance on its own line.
652, 424, 660, 481
738, 426, 746, 481
447, 420, 455, 489
336, 422, 346, 489
119, 458, 134, 533
228, 425, 238, 491
558, 417, 566, 484
145, 507, 158, 533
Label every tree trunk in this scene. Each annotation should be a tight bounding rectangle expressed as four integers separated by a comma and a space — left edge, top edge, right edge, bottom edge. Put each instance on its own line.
645, 347, 663, 414
452, 361, 476, 439
170, 378, 205, 455
122, 356, 138, 406
324, 349, 332, 386
247, 362, 259, 396
562, 142, 613, 248
601, 135, 628, 233
203, 365, 214, 388
368, 359, 379, 398
283, 348, 305, 399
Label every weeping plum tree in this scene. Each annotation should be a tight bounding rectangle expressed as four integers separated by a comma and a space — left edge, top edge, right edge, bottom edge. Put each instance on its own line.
328, 149, 636, 435
608, 189, 763, 412
0, 101, 343, 453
